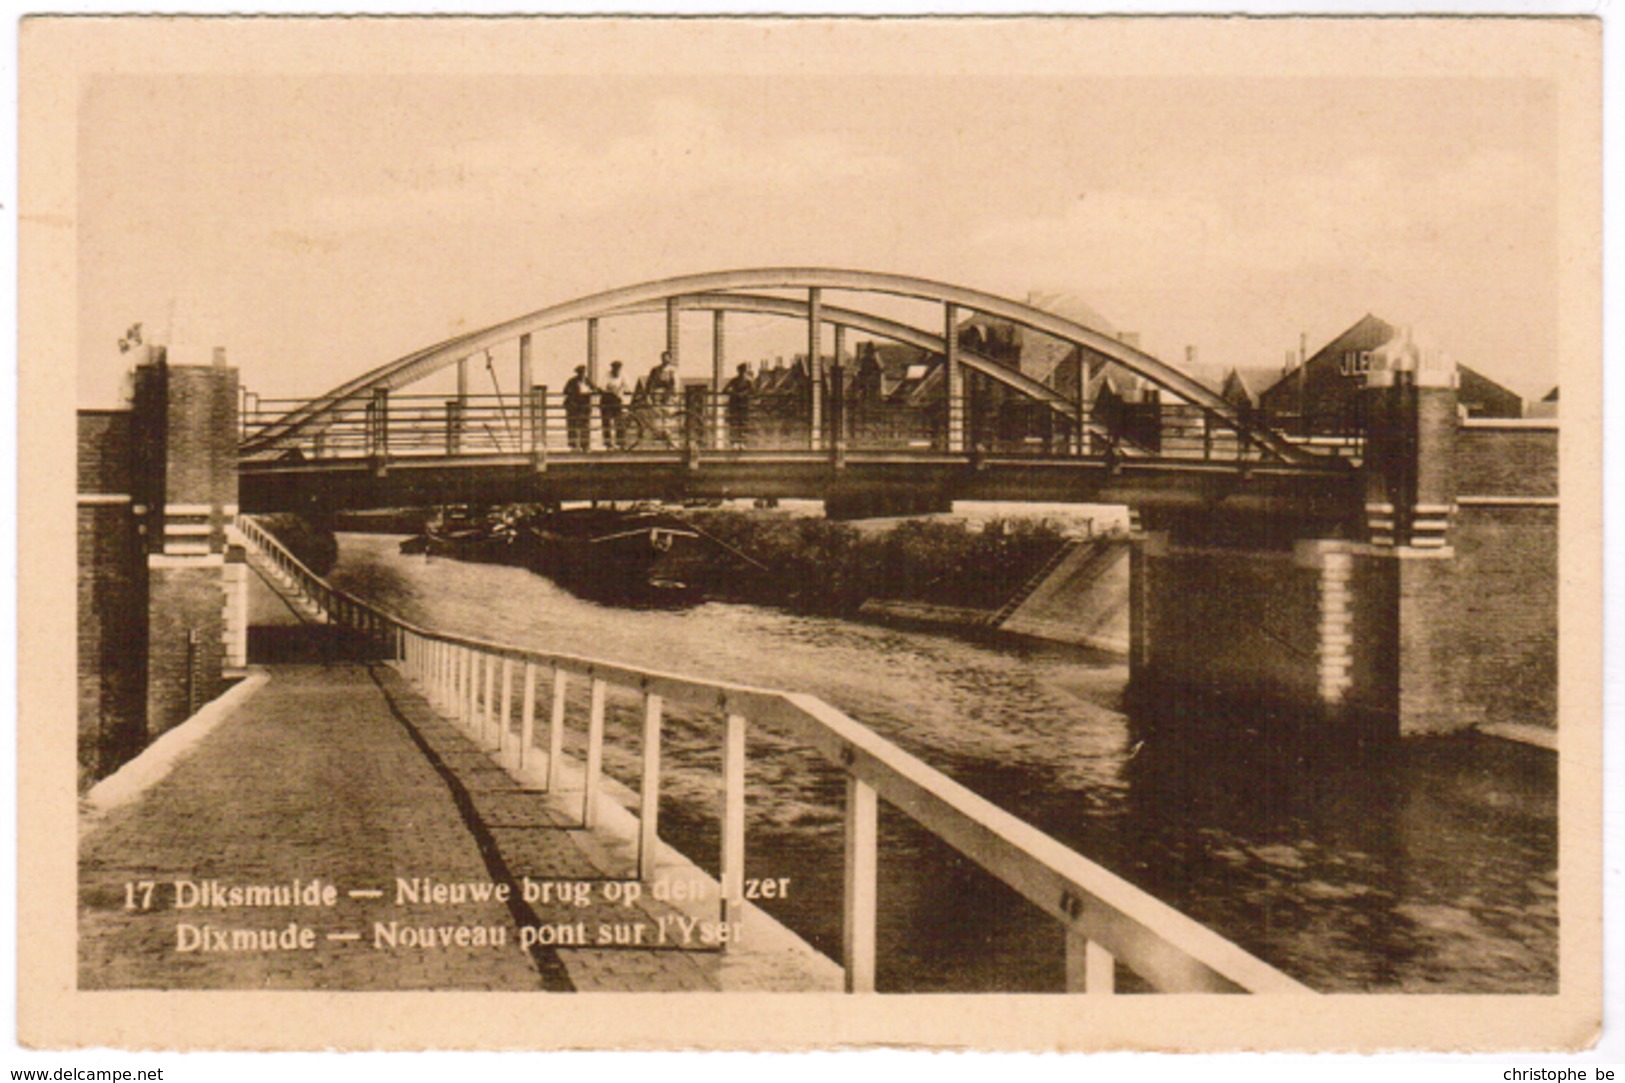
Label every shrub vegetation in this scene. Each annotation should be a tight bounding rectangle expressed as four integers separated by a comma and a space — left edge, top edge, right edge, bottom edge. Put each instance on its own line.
685, 510, 1068, 613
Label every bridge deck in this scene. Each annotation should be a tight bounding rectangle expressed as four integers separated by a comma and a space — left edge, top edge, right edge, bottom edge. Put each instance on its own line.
241, 448, 1363, 523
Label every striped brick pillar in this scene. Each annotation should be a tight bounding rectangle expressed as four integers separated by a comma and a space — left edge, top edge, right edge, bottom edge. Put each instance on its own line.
130, 346, 240, 736
1408, 379, 1457, 550
1361, 328, 1457, 550
1356, 327, 1459, 736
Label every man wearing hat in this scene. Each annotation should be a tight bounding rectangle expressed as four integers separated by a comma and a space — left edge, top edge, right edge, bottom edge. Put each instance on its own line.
724, 362, 754, 448
600, 360, 630, 450
563, 364, 596, 451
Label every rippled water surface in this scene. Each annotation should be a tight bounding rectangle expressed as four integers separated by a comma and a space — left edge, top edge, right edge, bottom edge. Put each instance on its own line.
331, 533, 1557, 993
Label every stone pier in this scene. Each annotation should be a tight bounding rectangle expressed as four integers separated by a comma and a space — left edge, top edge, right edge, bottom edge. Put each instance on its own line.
1128, 330, 1557, 741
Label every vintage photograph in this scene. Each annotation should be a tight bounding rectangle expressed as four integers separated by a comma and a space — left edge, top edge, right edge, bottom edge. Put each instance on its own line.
25, 15, 1601, 1051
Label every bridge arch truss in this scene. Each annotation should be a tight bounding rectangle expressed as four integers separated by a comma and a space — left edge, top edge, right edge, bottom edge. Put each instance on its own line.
241, 268, 1314, 465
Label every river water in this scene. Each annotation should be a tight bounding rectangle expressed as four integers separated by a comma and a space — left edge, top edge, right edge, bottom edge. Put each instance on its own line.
330, 532, 1557, 994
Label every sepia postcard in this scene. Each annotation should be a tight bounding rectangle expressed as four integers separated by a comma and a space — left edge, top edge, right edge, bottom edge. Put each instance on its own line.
19, 15, 1603, 1052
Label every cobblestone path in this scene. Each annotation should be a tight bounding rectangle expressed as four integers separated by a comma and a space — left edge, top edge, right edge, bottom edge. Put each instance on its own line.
381, 667, 725, 992
79, 663, 555, 990
79, 660, 829, 991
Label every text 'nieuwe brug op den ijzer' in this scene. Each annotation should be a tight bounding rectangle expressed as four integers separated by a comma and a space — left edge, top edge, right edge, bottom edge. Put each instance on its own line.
122, 875, 794, 954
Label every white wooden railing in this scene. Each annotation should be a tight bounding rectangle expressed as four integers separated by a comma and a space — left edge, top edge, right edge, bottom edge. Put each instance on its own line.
236, 514, 1314, 996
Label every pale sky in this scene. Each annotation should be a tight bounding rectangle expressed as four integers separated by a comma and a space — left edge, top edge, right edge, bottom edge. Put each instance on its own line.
77, 65, 1562, 406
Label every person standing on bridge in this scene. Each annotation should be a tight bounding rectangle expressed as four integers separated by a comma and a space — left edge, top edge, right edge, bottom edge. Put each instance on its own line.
647, 351, 679, 441
563, 364, 596, 451
600, 360, 630, 450
648, 351, 678, 404
724, 362, 754, 449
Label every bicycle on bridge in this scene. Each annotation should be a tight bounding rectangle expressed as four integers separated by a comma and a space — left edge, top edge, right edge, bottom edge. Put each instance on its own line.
602, 380, 688, 451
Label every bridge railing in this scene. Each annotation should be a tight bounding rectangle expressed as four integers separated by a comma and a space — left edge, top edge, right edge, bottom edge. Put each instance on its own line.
241, 388, 1352, 466
1158, 403, 1364, 462
236, 513, 1313, 996
241, 390, 1071, 459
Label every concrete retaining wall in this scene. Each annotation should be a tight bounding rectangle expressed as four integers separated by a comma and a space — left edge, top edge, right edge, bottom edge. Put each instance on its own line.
998, 539, 1129, 654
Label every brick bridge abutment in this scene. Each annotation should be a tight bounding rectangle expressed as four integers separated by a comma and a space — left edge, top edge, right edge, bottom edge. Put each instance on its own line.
1127, 336, 1556, 742
78, 344, 245, 783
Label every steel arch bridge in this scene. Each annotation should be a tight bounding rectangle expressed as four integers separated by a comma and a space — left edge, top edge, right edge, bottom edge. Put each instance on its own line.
237, 268, 1361, 519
